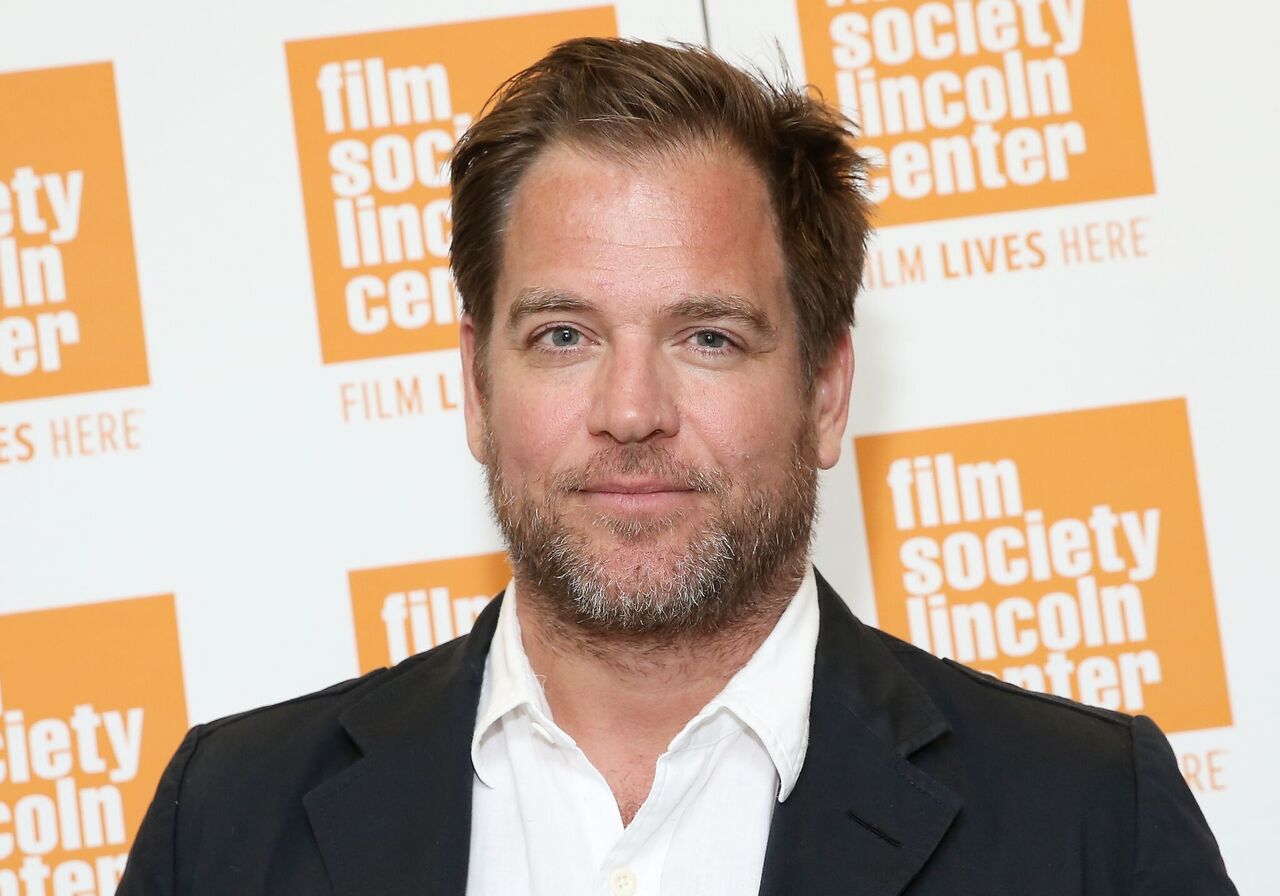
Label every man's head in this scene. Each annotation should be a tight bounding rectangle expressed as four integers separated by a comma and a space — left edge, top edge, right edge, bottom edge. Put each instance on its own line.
450, 38, 872, 637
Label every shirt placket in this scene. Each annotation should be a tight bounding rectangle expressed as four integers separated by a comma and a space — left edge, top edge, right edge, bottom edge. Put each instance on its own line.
596, 714, 740, 896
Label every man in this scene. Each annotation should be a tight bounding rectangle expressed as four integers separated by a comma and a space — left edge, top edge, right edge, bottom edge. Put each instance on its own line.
119, 38, 1237, 895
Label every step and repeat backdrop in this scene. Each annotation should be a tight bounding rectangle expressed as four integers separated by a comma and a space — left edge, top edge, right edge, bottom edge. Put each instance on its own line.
2, 0, 1275, 891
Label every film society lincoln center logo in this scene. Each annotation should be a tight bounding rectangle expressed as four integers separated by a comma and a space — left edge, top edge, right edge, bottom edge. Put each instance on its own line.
796, 0, 1155, 225
349, 551, 510, 673
0, 63, 148, 403
855, 399, 1231, 734
286, 7, 616, 366
0, 595, 187, 892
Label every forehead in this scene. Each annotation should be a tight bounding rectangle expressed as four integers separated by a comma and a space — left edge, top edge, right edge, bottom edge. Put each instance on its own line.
494, 141, 789, 324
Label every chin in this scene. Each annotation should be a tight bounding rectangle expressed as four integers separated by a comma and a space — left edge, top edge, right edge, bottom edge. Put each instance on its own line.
588, 511, 698, 541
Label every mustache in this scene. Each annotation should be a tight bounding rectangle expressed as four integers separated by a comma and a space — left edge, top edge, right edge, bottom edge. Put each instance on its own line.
549, 446, 730, 496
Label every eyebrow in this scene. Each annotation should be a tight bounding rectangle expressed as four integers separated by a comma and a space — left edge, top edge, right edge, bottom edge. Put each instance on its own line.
506, 287, 596, 331
505, 287, 776, 337
664, 294, 776, 337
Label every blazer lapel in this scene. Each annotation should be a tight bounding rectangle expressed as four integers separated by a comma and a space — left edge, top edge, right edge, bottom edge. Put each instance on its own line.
759, 573, 961, 896
300, 575, 959, 895
303, 593, 503, 896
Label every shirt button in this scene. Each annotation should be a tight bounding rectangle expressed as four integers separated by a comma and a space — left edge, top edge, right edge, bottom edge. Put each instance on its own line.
609, 867, 637, 896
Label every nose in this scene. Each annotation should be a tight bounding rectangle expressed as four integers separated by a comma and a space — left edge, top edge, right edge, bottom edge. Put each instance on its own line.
586, 339, 679, 444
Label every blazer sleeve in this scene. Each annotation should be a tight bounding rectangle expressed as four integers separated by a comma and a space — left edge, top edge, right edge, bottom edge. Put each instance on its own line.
1130, 715, 1238, 895
116, 725, 203, 896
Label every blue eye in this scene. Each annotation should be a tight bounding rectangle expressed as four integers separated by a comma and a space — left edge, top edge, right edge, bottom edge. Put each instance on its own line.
546, 326, 581, 347
693, 331, 729, 349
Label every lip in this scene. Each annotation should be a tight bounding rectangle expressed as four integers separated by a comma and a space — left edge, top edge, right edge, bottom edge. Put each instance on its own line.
579, 480, 696, 495
575, 481, 700, 513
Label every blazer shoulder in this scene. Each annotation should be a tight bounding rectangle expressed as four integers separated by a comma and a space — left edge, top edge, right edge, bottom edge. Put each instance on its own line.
119, 633, 486, 894
199, 668, 378, 737
878, 636, 1238, 894
864, 630, 1140, 848
872, 627, 1136, 756
186, 634, 473, 783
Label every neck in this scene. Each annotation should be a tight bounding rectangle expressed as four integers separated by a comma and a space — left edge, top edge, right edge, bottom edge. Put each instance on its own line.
513, 560, 805, 780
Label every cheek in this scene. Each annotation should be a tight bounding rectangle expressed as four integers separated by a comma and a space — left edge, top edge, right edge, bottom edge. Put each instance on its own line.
487, 368, 593, 477
681, 377, 805, 469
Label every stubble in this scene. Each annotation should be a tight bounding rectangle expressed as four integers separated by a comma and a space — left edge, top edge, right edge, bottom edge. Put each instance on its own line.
483, 426, 818, 639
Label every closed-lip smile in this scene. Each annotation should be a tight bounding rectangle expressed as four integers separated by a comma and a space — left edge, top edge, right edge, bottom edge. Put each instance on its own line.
579, 479, 694, 495
576, 479, 700, 512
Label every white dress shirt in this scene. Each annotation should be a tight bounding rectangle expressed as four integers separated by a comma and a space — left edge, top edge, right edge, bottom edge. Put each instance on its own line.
466, 568, 820, 896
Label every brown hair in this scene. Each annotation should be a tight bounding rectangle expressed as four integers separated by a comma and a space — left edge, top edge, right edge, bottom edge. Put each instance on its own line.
449, 37, 872, 380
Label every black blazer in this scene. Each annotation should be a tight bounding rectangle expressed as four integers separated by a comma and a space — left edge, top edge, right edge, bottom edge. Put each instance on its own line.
118, 571, 1237, 895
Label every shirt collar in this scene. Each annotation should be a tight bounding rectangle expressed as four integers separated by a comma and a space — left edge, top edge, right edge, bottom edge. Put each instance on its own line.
470, 579, 554, 786
470, 568, 820, 801
685, 567, 819, 801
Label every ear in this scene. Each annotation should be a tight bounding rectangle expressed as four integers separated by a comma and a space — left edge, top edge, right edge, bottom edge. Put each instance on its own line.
810, 328, 854, 470
459, 313, 488, 464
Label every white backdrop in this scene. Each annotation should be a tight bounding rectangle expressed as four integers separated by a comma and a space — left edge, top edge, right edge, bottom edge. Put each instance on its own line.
1, 1, 1275, 892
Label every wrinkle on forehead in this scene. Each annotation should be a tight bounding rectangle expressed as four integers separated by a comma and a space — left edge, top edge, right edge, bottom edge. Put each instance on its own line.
503, 140, 783, 269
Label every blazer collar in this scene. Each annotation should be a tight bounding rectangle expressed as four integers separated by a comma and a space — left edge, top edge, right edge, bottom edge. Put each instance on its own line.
758, 570, 961, 896
303, 590, 502, 896
303, 570, 961, 896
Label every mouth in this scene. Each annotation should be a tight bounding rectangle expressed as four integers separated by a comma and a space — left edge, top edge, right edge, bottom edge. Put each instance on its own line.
581, 478, 697, 494
575, 479, 701, 513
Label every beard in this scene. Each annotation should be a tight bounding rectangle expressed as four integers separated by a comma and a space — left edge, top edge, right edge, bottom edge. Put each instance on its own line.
482, 425, 818, 637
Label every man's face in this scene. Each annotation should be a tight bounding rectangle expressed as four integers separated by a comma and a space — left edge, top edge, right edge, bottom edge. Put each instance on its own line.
460, 142, 852, 634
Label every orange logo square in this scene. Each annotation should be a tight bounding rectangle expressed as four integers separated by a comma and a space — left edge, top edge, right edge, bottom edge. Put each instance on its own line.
349, 552, 510, 673
855, 399, 1230, 734
0, 63, 148, 403
796, 0, 1154, 225
286, 7, 618, 365
0, 595, 187, 887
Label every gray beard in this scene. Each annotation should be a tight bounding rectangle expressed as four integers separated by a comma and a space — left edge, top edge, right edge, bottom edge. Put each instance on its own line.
483, 429, 817, 637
